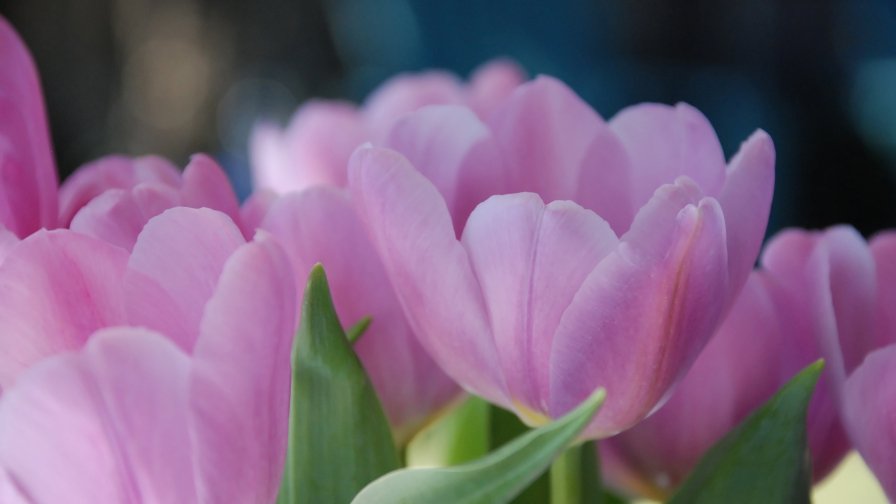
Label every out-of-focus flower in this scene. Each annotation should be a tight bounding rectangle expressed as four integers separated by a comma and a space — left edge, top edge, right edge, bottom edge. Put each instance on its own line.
843, 231, 896, 501
250, 60, 525, 194
348, 75, 775, 438
0, 208, 296, 502
0, 17, 58, 238
600, 225, 878, 498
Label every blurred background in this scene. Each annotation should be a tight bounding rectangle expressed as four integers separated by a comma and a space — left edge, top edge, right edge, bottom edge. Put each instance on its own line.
1, 0, 896, 236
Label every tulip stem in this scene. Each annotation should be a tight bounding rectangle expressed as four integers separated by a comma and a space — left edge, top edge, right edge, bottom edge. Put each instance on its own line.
550, 443, 583, 504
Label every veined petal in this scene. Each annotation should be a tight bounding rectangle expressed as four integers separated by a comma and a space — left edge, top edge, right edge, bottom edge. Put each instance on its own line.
0, 230, 128, 388
461, 193, 617, 418
191, 233, 295, 503
349, 146, 507, 406
0, 328, 195, 503
549, 180, 728, 437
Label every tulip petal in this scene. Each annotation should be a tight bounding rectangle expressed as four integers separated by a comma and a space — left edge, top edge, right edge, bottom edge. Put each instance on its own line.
0, 328, 195, 503
0, 230, 128, 388
610, 103, 727, 211
574, 127, 635, 234
717, 130, 775, 299
125, 208, 245, 352
349, 146, 507, 406
461, 193, 617, 416
58, 155, 181, 226
364, 71, 465, 136
69, 185, 180, 251
489, 76, 604, 202
871, 231, 896, 348
0, 17, 57, 235
467, 59, 527, 119
239, 188, 277, 236
843, 345, 896, 501
180, 154, 242, 227
262, 188, 458, 438
550, 181, 728, 437
190, 233, 295, 503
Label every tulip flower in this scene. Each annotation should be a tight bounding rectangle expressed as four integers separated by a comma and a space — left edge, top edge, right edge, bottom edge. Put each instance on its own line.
842, 231, 896, 501
600, 225, 878, 498
0, 207, 295, 502
250, 59, 525, 194
348, 75, 775, 438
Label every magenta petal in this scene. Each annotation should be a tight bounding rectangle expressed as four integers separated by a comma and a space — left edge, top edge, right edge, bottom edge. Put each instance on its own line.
488, 76, 604, 202
386, 105, 506, 227
190, 233, 295, 504
261, 188, 459, 438
0, 17, 58, 236
461, 193, 617, 416
180, 154, 242, 227
349, 146, 507, 406
717, 130, 775, 300
0, 230, 128, 388
871, 231, 896, 348
550, 181, 728, 437
58, 155, 180, 227
843, 345, 896, 501
125, 208, 245, 352
0, 328, 195, 503
609, 103, 727, 211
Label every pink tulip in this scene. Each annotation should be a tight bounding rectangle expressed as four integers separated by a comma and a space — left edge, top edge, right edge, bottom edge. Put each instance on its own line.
0, 16, 58, 238
0, 207, 295, 502
842, 231, 896, 500
348, 75, 775, 438
600, 225, 878, 498
250, 59, 525, 194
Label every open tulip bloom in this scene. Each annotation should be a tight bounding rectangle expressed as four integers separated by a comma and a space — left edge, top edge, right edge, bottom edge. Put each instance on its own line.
3, 12, 896, 504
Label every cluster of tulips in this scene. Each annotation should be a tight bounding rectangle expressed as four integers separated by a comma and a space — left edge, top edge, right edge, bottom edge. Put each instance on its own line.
0, 15, 894, 503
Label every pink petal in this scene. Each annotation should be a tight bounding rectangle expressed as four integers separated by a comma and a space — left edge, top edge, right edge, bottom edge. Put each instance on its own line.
385, 105, 506, 228
467, 59, 527, 119
239, 188, 277, 237
68, 185, 180, 251
609, 103, 727, 211
348, 146, 507, 406
717, 130, 775, 301
0, 225, 18, 265
190, 232, 295, 503
573, 127, 635, 234
461, 193, 617, 417
261, 188, 459, 438
843, 345, 896, 501
488, 76, 604, 202
124, 208, 245, 352
0, 230, 128, 388
58, 155, 180, 227
0, 328, 195, 503
549, 180, 728, 437
0, 17, 57, 236
363, 71, 465, 138
180, 154, 242, 227
871, 231, 896, 348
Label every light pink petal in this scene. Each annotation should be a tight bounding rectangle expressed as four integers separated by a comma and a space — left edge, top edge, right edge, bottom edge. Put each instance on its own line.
68, 185, 180, 251
261, 188, 459, 439
386, 105, 506, 228
461, 193, 618, 417
239, 188, 277, 237
349, 146, 507, 406
0, 328, 195, 503
0, 17, 57, 236
190, 233, 295, 503
251, 101, 365, 192
871, 231, 896, 348
488, 76, 604, 202
0, 468, 28, 503
601, 273, 785, 497
574, 126, 635, 234
467, 59, 527, 119
124, 208, 245, 352
363, 71, 465, 138
717, 130, 775, 300
180, 154, 242, 226
0, 230, 128, 388
843, 345, 896, 501
609, 103, 727, 211
58, 155, 180, 226
0, 225, 18, 265
550, 180, 729, 437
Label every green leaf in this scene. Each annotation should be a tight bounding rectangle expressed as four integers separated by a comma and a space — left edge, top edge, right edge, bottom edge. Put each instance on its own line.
346, 316, 372, 345
278, 264, 400, 504
668, 360, 824, 504
351, 389, 606, 504
490, 406, 550, 503
405, 395, 490, 467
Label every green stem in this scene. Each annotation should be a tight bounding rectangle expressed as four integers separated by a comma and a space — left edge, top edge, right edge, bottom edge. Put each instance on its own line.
551, 443, 583, 504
